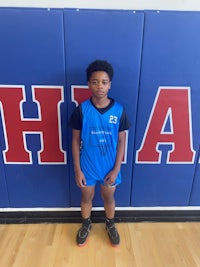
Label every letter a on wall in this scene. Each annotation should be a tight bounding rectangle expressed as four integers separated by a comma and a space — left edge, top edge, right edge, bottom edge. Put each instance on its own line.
136, 87, 195, 164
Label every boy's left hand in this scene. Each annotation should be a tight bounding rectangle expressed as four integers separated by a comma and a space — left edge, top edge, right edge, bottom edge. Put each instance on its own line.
104, 170, 118, 186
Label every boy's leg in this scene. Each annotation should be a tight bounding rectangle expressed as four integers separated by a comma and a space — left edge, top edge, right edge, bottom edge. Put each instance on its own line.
100, 185, 120, 246
76, 186, 95, 246
100, 185, 116, 218
81, 186, 95, 219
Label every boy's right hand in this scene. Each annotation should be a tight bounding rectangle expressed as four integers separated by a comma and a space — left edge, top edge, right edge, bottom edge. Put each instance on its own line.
75, 170, 86, 187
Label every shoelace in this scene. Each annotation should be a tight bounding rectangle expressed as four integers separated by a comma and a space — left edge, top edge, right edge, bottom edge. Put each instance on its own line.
107, 224, 117, 232
79, 225, 91, 238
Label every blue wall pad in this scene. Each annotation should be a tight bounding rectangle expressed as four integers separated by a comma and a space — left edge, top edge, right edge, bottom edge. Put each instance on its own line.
0, 8, 70, 207
132, 11, 200, 206
64, 9, 144, 206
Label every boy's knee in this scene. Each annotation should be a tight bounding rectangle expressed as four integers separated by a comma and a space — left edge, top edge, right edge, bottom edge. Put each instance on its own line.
102, 194, 115, 204
82, 195, 93, 203
82, 192, 95, 203
81, 187, 95, 202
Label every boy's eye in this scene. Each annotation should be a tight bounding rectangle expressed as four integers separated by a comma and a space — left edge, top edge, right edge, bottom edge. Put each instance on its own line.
102, 81, 109, 85
91, 81, 98, 85
90, 80, 109, 86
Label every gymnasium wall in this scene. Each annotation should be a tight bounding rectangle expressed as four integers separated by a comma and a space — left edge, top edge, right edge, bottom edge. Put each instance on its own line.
0, 8, 200, 209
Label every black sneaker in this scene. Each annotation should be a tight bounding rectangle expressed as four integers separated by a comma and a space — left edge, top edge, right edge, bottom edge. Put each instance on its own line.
106, 223, 120, 246
76, 223, 92, 247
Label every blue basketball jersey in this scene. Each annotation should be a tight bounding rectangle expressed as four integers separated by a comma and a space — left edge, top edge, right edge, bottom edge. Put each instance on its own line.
80, 99, 123, 185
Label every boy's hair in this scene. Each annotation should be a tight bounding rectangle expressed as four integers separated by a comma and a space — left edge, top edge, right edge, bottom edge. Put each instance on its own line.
86, 59, 114, 81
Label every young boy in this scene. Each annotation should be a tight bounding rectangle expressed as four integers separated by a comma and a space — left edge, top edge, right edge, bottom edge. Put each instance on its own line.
69, 59, 130, 247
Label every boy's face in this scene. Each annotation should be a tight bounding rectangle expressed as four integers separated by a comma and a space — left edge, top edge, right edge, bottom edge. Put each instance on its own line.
88, 71, 111, 99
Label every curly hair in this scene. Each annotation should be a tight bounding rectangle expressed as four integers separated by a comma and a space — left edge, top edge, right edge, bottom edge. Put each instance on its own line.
86, 59, 114, 81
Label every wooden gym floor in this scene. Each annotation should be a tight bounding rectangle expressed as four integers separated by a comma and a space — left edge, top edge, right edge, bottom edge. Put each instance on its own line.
0, 222, 200, 267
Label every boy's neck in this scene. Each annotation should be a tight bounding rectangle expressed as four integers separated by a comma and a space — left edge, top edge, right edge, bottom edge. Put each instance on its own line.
91, 96, 110, 108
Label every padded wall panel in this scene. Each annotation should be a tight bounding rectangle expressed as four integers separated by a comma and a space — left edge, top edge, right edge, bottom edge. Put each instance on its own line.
0, 149, 9, 207
64, 9, 144, 206
132, 11, 200, 206
1, 8, 200, 209
189, 149, 200, 205
0, 8, 70, 207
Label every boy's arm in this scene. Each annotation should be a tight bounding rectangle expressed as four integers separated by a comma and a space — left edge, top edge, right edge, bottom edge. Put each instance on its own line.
113, 131, 126, 173
72, 129, 86, 187
104, 131, 126, 185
